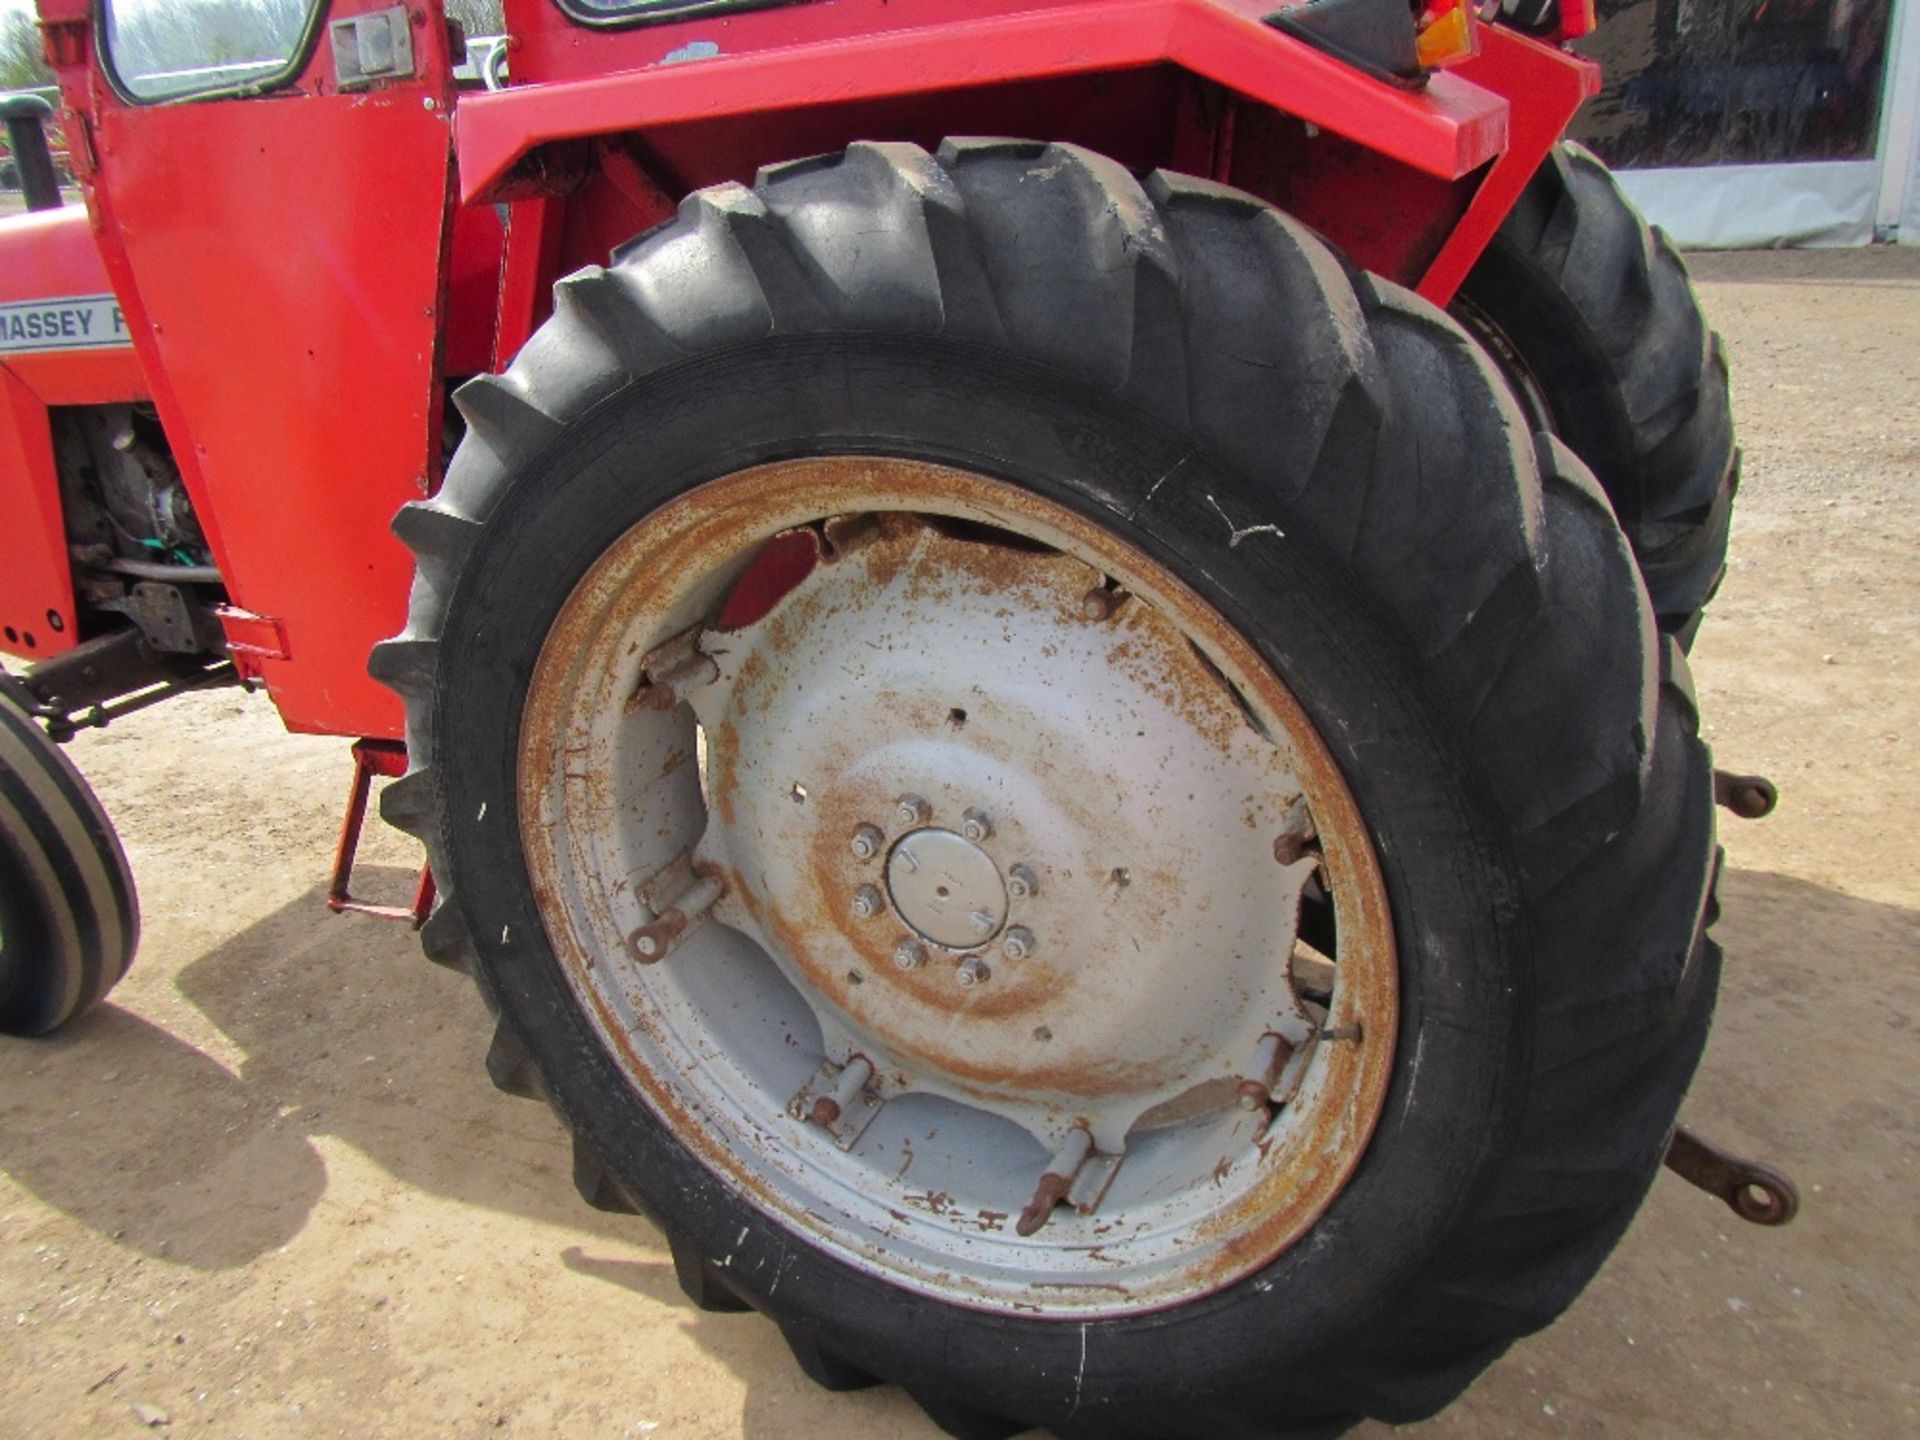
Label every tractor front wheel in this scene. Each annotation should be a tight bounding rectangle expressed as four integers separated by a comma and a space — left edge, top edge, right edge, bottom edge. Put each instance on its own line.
376, 142, 1720, 1437
0, 694, 139, 1035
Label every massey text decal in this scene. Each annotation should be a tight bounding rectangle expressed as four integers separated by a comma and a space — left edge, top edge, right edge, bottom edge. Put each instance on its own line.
0, 294, 132, 355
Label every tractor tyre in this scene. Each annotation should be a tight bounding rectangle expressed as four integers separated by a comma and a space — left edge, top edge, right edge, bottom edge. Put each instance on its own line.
0, 694, 139, 1035
1456, 143, 1739, 647
374, 142, 1721, 1437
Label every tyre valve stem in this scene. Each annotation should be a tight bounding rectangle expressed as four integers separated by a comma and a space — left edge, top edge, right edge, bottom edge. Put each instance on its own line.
1016, 1126, 1094, 1237
808, 1056, 875, 1129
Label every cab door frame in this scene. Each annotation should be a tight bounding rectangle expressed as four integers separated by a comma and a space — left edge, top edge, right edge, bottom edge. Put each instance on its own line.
39, 0, 461, 737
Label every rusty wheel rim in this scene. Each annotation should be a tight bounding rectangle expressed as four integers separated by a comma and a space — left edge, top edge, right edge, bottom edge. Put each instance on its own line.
519, 457, 1396, 1317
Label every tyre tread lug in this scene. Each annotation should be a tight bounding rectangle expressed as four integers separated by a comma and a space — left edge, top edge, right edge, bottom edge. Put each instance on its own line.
668, 1234, 752, 1313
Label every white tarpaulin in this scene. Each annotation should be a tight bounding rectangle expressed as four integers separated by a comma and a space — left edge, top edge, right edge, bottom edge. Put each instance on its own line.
1618, 161, 1880, 247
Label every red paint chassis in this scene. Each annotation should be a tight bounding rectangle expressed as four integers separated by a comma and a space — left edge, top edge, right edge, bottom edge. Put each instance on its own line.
0, 0, 1595, 743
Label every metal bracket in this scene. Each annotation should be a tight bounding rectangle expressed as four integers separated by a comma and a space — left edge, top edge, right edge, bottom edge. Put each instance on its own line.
39, 17, 88, 70
630, 852, 725, 962
330, 6, 416, 91
99, 581, 224, 654
215, 606, 291, 662
1015, 1127, 1125, 1235
788, 1056, 885, 1151
10, 628, 237, 741
1713, 769, 1779, 820
1663, 1124, 1800, 1226
328, 739, 435, 927
1237, 1011, 1321, 1113
627, 625, 720, 713
1265, 0, 1427, 92
1064, 1147, 1125, 1216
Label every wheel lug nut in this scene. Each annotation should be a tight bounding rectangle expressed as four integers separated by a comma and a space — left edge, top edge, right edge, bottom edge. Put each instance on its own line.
1006, 864, 1038, 900
852, 885, 885, 920
893, 939, 927, 971
1001, 926, 1035, 961
961, 808, 993, 842
956, 956, 991, 988
896, 793, 930, 827
849, 824, 885, 861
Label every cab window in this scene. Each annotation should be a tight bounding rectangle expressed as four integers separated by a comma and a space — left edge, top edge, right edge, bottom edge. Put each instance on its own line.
103, 0, 320, 101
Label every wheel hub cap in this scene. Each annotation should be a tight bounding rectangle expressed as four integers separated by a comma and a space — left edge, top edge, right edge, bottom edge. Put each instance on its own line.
887, 828, 1007, 948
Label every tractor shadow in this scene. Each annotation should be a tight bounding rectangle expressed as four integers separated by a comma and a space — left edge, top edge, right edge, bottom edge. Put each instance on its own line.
0, 865, 939, 1433
1, 864, 1911, 1439
0, 870, 646, 1272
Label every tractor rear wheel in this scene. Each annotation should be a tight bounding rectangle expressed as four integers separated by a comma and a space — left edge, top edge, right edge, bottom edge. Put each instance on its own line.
375, 142, 1720, 1437
0, 694, 139, 1035
1456, 143, 1739, 646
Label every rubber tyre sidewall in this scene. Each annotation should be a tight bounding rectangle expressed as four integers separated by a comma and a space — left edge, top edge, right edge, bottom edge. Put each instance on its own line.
0, 832, 49, 1020
0, 697, 138, 1036
1457, 249, 1640, 513
432, 337, 1531, 1418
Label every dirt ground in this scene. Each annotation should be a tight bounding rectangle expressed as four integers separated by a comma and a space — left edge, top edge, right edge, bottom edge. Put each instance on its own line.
3, 247, 1917, 1439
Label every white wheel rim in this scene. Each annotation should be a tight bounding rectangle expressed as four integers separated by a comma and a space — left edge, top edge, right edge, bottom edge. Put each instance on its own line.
520, 457, 1396, 1317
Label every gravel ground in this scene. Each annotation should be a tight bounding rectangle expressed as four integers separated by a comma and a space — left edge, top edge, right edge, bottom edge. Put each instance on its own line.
2, 246, 1916, 1439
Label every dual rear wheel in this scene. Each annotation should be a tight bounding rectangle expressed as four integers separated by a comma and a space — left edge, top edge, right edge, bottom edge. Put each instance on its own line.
376, 141, 1721, 1436
1458, 142, 1740, 647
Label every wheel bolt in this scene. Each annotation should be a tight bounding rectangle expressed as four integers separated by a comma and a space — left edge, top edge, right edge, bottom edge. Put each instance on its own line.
1081, 586, 1116, 622
893, 939, 927, 971
1001, 926, 1035, 961
852, 885, 885, 920
849, 824, 885, 860
961, 808, 993, 842
956, 956, 991, 988
896, 793, 931, 827
1006, 864, 1038, 900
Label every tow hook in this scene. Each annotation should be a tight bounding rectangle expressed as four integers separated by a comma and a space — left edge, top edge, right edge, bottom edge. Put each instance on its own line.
1713, 768, 1779, 819
1663, 1125, 1800, 1226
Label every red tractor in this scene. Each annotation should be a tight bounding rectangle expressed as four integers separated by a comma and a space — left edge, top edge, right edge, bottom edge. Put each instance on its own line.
1, 1, 1792, 1433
